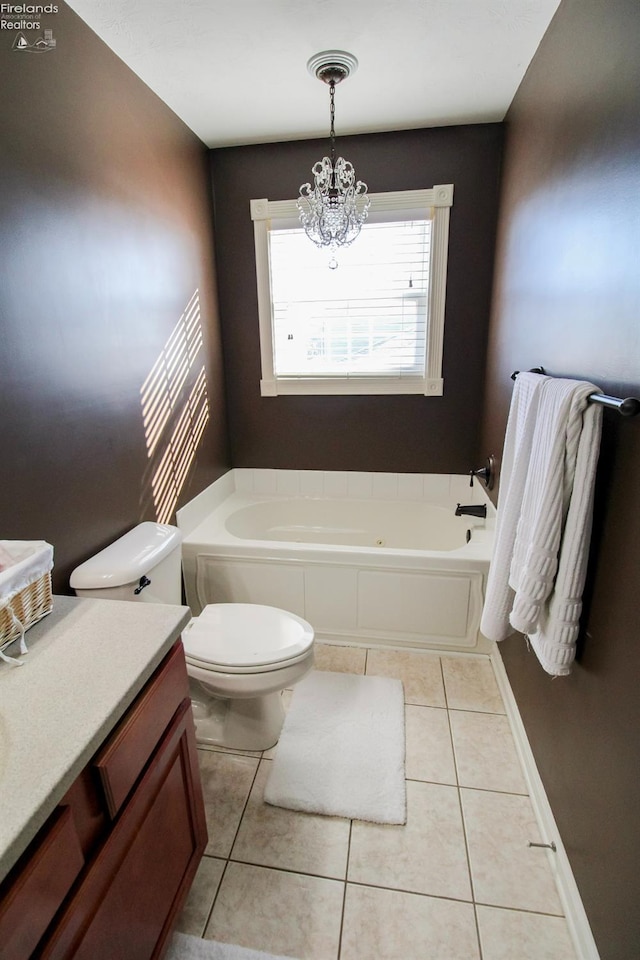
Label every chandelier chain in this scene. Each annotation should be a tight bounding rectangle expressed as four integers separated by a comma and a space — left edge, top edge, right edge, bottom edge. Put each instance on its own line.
329, 81, 336, 165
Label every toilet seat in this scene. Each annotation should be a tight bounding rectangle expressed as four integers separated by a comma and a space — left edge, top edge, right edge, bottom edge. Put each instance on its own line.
182, 603, 314, 674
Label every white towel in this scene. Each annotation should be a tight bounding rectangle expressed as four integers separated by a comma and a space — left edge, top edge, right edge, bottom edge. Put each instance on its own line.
481, 374, 603, 676
527, 398, 602, 675
508, 377, 599, 636
480, 372, 549, 642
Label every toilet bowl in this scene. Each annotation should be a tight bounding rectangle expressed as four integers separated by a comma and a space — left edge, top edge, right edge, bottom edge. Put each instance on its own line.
69, 522, 315, 750
183, 602, 314, 749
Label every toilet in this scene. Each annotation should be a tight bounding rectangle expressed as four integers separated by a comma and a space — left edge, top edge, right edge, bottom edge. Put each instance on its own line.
69, 522, 315, 750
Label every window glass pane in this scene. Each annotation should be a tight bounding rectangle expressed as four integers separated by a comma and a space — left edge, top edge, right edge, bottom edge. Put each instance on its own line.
268, 219, 431, 378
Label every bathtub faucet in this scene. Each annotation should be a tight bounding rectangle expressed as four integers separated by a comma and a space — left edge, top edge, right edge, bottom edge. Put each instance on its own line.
455, 503, 487, 519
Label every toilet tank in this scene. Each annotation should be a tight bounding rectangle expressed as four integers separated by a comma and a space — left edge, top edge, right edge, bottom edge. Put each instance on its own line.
70, 523, 183, 604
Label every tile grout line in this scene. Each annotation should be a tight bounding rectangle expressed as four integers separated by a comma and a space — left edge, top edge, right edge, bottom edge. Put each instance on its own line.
200, 856, 229, 937
441, 658, 485, 960
448, 706, 508, 717
200, 752, 263, 940
340, 877, 475, 905
453, 776, 485, 960
404, 776, 529, 798
204, 857, 566, 920
472, 899, 567, 919
438, 655, 448, 711
337, 820, 354, 960
225, 856, 347, 884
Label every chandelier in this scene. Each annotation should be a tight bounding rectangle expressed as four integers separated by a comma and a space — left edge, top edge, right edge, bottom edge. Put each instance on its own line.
297, 51, 370, 264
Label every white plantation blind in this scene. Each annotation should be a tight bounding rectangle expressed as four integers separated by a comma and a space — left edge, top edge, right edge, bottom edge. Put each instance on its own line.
251, 185, 453, 396
269, 218, 432, 378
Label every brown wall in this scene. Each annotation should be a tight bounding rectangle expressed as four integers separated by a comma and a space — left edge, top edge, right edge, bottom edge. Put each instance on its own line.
481, 1, 640, 956
211, 125, 503, 472
0, 3, 230, 594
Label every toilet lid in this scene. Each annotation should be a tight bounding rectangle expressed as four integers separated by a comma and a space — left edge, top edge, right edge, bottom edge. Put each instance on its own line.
182, 603, 314, 670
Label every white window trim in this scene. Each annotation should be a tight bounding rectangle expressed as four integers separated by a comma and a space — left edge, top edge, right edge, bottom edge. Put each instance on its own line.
251, 184, 453, 397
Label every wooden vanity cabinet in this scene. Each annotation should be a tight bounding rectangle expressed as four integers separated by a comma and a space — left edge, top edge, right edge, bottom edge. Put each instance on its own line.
0, 640, 207, 960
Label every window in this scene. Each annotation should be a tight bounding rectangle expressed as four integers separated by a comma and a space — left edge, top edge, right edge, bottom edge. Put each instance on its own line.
251, 185, 453, 396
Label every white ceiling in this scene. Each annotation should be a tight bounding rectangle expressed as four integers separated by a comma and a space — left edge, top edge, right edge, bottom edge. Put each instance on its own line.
66, 0, 561, 149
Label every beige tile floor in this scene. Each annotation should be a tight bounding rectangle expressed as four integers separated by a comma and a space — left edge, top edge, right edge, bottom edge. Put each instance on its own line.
175, 644, 578, 960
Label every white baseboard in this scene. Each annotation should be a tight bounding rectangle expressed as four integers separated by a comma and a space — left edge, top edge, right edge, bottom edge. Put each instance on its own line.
491, 645, 600, 960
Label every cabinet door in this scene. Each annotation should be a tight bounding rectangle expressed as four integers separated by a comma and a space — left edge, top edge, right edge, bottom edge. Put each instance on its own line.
0, 807, 84, 960
40, 699, 207, 960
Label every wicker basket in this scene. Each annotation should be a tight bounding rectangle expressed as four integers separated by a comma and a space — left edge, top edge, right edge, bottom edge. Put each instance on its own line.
0, 571, 53, 648
0, 541, 54, 657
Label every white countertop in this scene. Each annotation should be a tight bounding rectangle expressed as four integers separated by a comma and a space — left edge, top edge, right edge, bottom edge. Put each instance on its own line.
0, 595, 191, 882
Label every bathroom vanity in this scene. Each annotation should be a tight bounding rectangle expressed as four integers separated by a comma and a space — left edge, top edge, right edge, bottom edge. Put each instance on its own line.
0, 596, 206, 960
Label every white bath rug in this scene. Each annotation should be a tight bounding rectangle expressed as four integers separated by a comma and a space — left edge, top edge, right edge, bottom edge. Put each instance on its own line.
166, 932, 294, 960
264, 669, 406, 824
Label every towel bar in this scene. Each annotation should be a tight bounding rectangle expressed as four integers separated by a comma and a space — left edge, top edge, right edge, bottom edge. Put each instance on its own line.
510, 368, 640, 418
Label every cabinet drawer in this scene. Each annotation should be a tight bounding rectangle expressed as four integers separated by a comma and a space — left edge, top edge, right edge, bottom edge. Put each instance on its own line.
0, 806, 84, 960
93, 641, 188, 818
40, 699, 207, 960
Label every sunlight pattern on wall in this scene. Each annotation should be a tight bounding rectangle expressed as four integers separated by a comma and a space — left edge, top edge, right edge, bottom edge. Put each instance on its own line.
140, 289, 209, 524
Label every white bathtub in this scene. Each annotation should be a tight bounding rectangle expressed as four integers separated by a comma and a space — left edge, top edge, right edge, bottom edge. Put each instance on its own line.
179, 470, 495, 653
